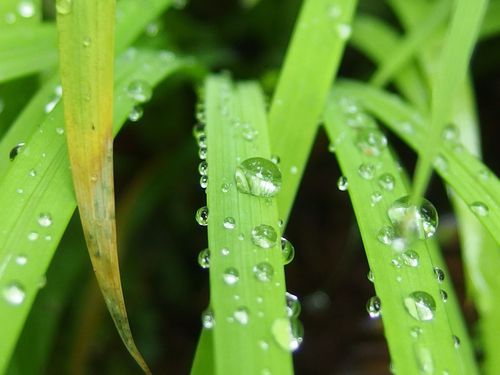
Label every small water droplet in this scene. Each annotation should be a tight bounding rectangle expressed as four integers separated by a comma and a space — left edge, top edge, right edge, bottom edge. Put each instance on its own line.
82, 36, 91, 47
358, 163, 375, 180
433, 267, 445, 283
235, 157, 282, 198
290, 165, 298, 174
223, 217, 236, 230
378, 173, 395, 191
221, 182, 230, 193
478, 169, 491, 181
271, 318, 303, 352
221, 247, 230, 256
9, 142, 26, 161
271, 155, 280, 164
222, 267, 239, 285
37, 213, 53, 228
337, 176, 348, 191
452, 335, 460, 348
434, 154, 448, 172
195, 206, 209, 226
192, 123, 205, 140
251, 224, 278, 249
401, 250, 419, 267
28, 169, 37, 177
198, 161, 208, 176
197, 135, 207, 148
356, 128, 387, 157
2, 282, 26, 306
18, 1, 36, 18
387, 196, 438, 242
253, 262, 274, 282
439, 289, 448, 302
16, 188, 24, 194
285, 292, 301, 318
281, 237, 295, 265
404, 291, 436, 321
145, 22, 159, 37
442, 124, 459, 142
377, 225, 395, 245
469, 202, 489, 217
128, 105, 143, 122
234, 306, 250, 325
410, 326, 423, 338
198, 147, 207, 160
239, 123, 258, 141
259, 340, 269, 351
27, 231, 39, 241
15, 255, 28, 266
201, 308, 215, 329
366, 296, 381, 318
56, 0, 73, 15
371, 191, 383, 206
367, 270, 375, 283
337, 23, 352, 40
199, 175, 208, 189
55, 127, 64, 135
126, 80, 153, 103
198, 248, 210, 269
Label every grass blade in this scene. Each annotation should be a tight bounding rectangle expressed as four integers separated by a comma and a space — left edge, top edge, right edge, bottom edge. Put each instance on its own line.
0, 49, 189, 374
203, 75, 293, 374
268, 0, 357, 221
324, 91, 478, 375
411, 0, 488, 200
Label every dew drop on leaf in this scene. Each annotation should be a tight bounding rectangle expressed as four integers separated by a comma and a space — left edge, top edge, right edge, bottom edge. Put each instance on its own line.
337, 176, 348, 191
233, 307, 250, 325
285, 292, 301, 318
9, 142, 25, 161
128, 105, 143, 122
201, 308, 214, 329
126, 80, 153, 103
37, 213, 53, 228
271, 318, 303, 352
356, 128, 387, 157
253, 262, 274, 282
56, 0, 73, 15
366, 296, 381, 318
197, 248, 210, 269
222, 267, 239, 285
195, 206, 209, 226
404, 291, 436, 322
3, 282, 26, 306
251, 224, 277, 249
235, 157, 282, 198
378, 173, 395, 191
281, 237, 295, 265
223, 217, 236, 230
469, 201, 489, 217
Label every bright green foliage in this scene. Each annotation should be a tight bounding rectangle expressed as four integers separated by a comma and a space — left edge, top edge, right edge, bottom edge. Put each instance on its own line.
203, 75, 293, 375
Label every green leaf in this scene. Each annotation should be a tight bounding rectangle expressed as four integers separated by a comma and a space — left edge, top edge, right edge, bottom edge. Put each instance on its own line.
203, 75, 293, 375
324, 91, 478, 375
268, 0, 357, 221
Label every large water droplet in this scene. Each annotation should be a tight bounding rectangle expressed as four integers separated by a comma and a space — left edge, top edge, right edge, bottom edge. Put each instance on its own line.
378, 173, 395, 191
469, 202, 489, 217
281, 237, 295, 265
271, 318, 303, 352
404, 291, 436, 321
234, 307, 250, 325
235, 157, 282, 198
401, 250, 419, 267
251, 224, 278, 249
387, 196, 438, 242
127, 80, 153, 103
356, 128, 387, 157
285, 292, 301, 318
223, 267, 239, 285
358, 163, 375, 180
37, 213, 53, 227
56, 0, 73, 15
223, 217, 236, 230
253, 262, 274, 282
3, 282, 26, 306
198, 248, 210, 269
337, 176, 348, 191
201, 308, 215, 329
195, 206, 209, 226
366, 296, 381, 318
9, 142, 26, 161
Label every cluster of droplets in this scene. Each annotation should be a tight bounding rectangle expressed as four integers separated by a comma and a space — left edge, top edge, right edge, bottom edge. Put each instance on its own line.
126, 79, 153, 122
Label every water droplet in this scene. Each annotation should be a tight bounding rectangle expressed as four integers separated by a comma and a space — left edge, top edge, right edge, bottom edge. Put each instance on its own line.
346, 112, 375, 128
401, 250, 419, 267
271, 155, 280, 164
192, 123, 205, 140
478, 169, 491, 181
433, 267, 445, 283
253, 262, 274, 282
416, 346, 434, 374
234, 307, 250, 325
371, 191, 383, 206
367, 270, 375, 282
259, 340, 269, 351
55, 127, 64, 135
235, 157, 282, 198
285, 292, 301, 318
439, 289, 448, 302
223, 217, 236, 230
37, 213, 53, 227
27, 231, 39, 241
29, 169, 37, 177
198, 248, 210, 269
387, 196, 438, 242
271, 318, 303, 352
239, 123, 258, 141
434, 154, 448, 172
2, 282, 26, 306
221, 182, 230, 193
197, 135, 207, 148
337, 23, 352, 40
16, 188, 24, 194
199, 175, 208, 189
9, 142, 26, 161
366, 296, 381, 318
377, 225, 395, 245
452, 335, 460, 348
222, 267, 239, 285
404, 291, 436, 321
281, 237, 295, 265
378, 173, 395, 191
201, 308, 215, 329
145, 22, 159, 37
195, 206, 209, 226
290, 165, 298, 174
410, 326, 423, 338
328, 143, 336, 153
442, 124, 459, 142
18, 1, 35, 18
356, 128, 387, 157
358, 163, 375, 180
251, 224, 278, 249
128, 105, 143, 122
469, 202, 489, 217
198, 161, 208, 176
198, 147, 207, 160
221, 247, 230, 256
15, 255, 28, 266
126, 80, 153, 103
56, 0, 73, 15
337, 176, 348, 191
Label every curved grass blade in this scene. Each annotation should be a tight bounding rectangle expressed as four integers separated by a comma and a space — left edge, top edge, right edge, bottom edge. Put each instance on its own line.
324, 91, 478, 375
268, 0, 357, 221
335, 80, 500, 245
0, 49, 190, 374
411, 0, 488, 200
203, 75, 293, 374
